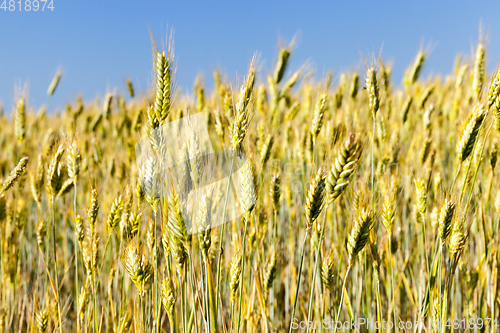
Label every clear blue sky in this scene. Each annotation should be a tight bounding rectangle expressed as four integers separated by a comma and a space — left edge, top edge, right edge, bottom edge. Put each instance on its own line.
1, 1, 499, 112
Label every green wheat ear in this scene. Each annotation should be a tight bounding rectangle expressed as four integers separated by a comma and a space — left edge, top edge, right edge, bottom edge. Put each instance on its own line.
438, 197, 455, 245
236, 151, 257, 215
154, 51, 173, 123
273, 47, 291, 85
231, 57, 256, 151
321, 250, 335, 293
448, 217, 471, 264
366, 67, 380, 118
457, 104, 486, 163
304, 167, 327, 230
125, 78, 134, 98
347, 208, 375, 265
404, 49, 426, 88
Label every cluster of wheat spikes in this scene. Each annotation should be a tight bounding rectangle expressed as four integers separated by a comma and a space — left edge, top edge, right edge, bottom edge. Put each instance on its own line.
1, 32, 500, 333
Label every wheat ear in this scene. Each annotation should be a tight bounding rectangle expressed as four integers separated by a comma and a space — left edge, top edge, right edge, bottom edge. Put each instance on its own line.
1, 156, 29, 195
457, 104, 486, 163
347, 208, 375, 265
366, 67, 380, 117
121, 241, 152, 297
304, 167, 327, 230
231, 58, 256, 151
326, 133, 362, 204
438, 197, 455, 245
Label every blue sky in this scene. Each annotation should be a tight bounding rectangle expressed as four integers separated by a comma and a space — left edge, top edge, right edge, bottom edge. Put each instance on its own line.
1, 1, 499, 112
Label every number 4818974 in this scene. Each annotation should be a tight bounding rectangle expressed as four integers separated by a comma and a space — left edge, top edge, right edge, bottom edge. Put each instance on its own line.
1, 0, 54, 11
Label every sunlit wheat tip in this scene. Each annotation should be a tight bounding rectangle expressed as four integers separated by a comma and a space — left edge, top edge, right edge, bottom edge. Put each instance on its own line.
107, 195, 124, 233
402, 95, 413, 124
263, 250, 277, 290
438, 197, 455, 245
326, 133, 362, 203
350, 72, 359, 100
126, 78, 135, 98
274, 47, 290, 84
46, 145, 65, 197
237, 151, 257, 214
321, 251, 335, 293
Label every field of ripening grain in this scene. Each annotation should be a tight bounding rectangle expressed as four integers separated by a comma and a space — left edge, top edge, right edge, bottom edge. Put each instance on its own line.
0, 33, 499, 333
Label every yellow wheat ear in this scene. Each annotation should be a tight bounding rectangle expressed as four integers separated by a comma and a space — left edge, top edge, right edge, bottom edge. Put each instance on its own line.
326, 133, 362, 204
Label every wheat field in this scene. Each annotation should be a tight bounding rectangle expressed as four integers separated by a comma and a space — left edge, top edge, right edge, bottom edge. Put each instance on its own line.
0, 35, 499, 333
